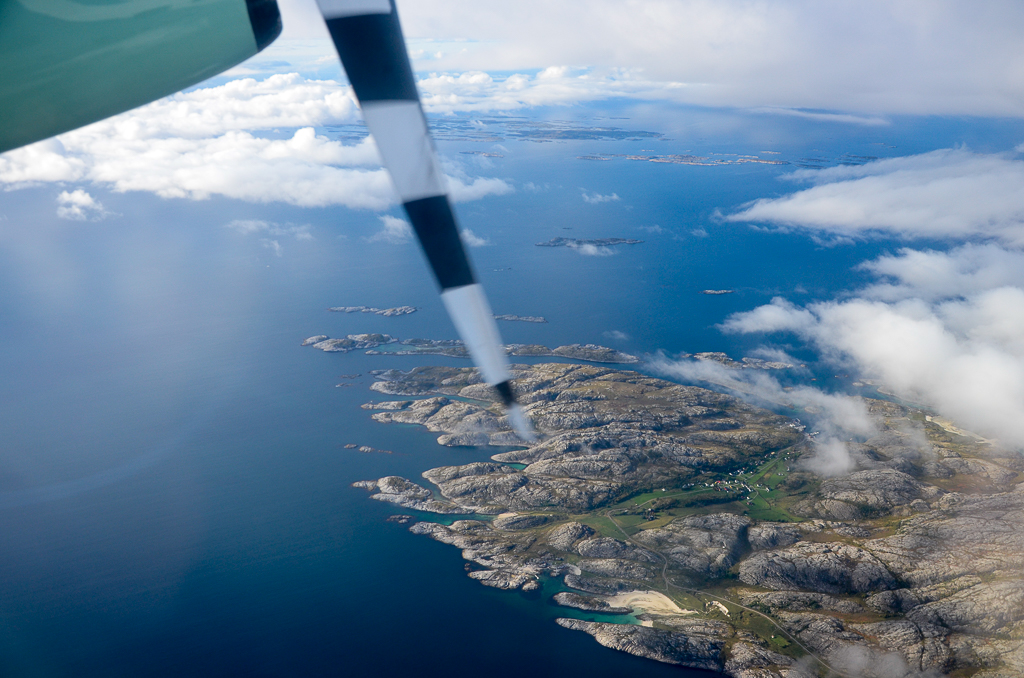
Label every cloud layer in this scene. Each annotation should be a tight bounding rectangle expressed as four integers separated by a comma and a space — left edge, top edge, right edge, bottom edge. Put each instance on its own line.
0, 74, 512, 209
722, 245, 1024, 448
277, 0, 1024, 117
727, 149, 1024, 245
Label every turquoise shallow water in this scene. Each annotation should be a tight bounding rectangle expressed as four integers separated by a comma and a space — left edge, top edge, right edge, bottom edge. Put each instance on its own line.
0, 106, 1021, 676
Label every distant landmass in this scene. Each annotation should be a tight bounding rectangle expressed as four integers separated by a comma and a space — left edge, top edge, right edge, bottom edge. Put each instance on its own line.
578, 153, 788, 167
536, 237, 643, 248
494, 314, 547, 323
328, 306, 417, 316
352, 363, 1024, 677
302, 335, 638, 364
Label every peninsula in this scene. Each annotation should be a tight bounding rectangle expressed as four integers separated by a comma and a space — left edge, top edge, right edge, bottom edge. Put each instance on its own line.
354, 363, 1024, 677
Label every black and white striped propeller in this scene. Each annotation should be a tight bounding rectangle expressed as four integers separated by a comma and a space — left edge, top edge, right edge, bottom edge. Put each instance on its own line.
316, 0, 535, 441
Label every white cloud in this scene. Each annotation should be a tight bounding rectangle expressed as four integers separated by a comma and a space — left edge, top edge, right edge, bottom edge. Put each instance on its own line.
723, 246, 1024, 448
261, 239, 283, 256
726, 148, 1024, 245
573, 244, 615, 257
447, 175, 514, 202
603, 330, 629, 341
858, 244, 1024, 302
460, 229, 490, 247
382, 0, 1024, 117
719, 297, 816, 335
648, 354, 875, 476
1, 139, 85, 185
416, 67, 684, 113
0, 74, 512, 209
56, 189, 107, 221
367, 215, 414, 244
581, 191, 620, 204
226, 219, 313, 240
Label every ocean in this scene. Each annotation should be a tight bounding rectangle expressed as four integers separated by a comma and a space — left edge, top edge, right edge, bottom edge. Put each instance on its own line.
0, 105, 1019, 676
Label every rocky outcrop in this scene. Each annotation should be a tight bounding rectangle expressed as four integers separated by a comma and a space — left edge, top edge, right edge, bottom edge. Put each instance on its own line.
795, 469, 939, 519
738, 542, 897, 595
492, 513, 553, 530
365, 476, 463, 514
633, 513, 750, 577
737, 590, 864, 615
306, 333, 396, 352
747, 522, 802, 551
575, 537, 657, 562
552, 592, 631, 614
554, 618, 725, 671
863, 489, 1024, 587
546, 521, 594, 551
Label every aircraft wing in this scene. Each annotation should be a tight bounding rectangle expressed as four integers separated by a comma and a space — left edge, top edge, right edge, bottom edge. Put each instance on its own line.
0, 0, 282, 154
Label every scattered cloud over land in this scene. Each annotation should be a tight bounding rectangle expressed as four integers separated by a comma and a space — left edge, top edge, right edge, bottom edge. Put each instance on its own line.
708, 143, 1024, 453
722, 244, 1024, 448
56, 190, 107, 221
727, 149, 1024, 245
648, 354, 875, 475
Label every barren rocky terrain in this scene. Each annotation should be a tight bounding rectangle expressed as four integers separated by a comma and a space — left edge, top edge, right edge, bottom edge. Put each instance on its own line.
353, 363, 1024, 677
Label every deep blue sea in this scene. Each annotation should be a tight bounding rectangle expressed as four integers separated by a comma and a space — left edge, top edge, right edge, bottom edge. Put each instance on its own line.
0, 104, 1021, 676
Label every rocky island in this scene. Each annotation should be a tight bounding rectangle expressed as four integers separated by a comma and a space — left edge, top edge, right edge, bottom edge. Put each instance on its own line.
328, 305, 417, 316
353, 363, 1024, 677
536, 237, 643, 248
494, 314, 548, 323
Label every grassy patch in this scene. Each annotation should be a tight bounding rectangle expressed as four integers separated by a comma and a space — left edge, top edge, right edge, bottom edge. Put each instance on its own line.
578, 515, 628, 539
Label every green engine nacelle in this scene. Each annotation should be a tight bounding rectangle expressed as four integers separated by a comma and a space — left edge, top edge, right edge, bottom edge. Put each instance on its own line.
0, 0, 282, 154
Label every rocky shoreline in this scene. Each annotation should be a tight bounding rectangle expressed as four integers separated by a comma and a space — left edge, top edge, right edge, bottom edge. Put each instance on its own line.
349, 363, 1024, 677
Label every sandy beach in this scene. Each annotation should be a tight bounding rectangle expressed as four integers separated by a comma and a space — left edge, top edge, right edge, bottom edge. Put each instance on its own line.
603, 591, 698, 616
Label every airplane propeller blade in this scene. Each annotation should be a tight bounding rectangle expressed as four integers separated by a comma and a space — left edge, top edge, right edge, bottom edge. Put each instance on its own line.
315, 0, 535, 441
